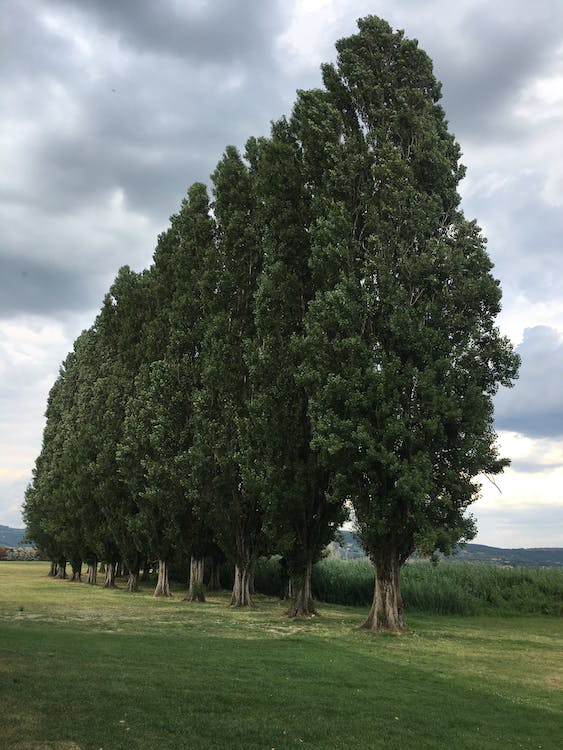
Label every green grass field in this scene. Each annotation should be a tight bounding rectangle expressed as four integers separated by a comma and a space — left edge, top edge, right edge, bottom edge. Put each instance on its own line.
0, 562, 561, 750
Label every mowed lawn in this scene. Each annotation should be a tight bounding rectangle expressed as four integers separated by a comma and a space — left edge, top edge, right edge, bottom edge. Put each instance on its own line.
0, 563, 561, 750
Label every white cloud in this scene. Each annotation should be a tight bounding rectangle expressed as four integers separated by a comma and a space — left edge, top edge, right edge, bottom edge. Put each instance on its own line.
472, 431, 563, 547
277, 0, 341, 73
473, 429, 563, 546
496, 296, 563, 346
472, 502, 563, 548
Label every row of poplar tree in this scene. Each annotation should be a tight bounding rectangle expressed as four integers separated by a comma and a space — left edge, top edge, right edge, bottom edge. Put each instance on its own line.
23, 17, 519, 631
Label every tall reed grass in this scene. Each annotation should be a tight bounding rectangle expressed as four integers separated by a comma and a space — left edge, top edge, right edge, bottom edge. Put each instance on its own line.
254, 556, 563, 616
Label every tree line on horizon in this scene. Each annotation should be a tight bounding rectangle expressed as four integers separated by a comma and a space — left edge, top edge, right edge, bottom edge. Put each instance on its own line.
23, 16, 519, 632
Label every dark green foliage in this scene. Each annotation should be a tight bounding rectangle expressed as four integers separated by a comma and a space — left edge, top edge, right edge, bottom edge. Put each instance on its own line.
253, 556, 286, 598
248, 123, 345, 612
119, 361, 185, 565
23, 16, 518, 625
24, 335, 101, 570
292, 17, 519, 628
89, 269, 155, 572
192, 146, 264, 604
117, 184, 215, 576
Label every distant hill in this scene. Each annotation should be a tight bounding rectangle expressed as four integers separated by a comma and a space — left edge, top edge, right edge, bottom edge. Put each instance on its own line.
331, 530, 563, 568
451, 544, 563, 568
0, 525, 30, 547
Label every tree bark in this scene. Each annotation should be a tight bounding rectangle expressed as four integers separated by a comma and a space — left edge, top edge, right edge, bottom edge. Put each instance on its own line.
284, 577, 294, 601
153, 559, 171, 597
184, 556, 205, 601
103, 562, 117, 588
207, 558, 222, 590
230, 562, 253, 607
126, 569, 139, 592
48, 561, 58, 577
56, 562, 67, 579
69, 561, 82, 582
286, 559, 315, 617
86, 562, 97, 585
361, 547, 404, 632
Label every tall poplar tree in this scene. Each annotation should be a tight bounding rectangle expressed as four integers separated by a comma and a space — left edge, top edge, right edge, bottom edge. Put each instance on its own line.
24, 356, 75, 577
299, 17, 519, 631
248, 122, 345, 616
163, 183, 217, 600
118, 184, 215, 597
193, 145, 263, 607
25, 328, 108, 583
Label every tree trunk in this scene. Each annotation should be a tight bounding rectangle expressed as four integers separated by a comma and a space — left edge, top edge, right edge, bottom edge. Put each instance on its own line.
69, 561, 82, 582
279, 558, 292, 600
184, 556, 205, 601
153, 559, 171, 597
48, 561, 58, 577
126, 568, 139, 592
207, 558, 222, 590
103, 562, 117, 588
286, 559, 315, 617
140, 561, 150, 581
284, 577, 294, 601
230, 562, 253, 607
86, 562, 97, 585
98, 562, 106, 574
56, 562, 67, 580
361, 548, 404, 632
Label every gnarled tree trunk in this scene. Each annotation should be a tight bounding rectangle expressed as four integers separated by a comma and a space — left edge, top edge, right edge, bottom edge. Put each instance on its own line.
48, 561, 58, 577
287, 559, 315, 617
184, 556, 205, 601
56, 561, 67, 579
230, 562, 253, 607
126, 566, 140, 592
153, 559, 171, 597
86, 562, 97, 585
103, 562, 117, 588
69, 561, 82, 582
361, 547, 404, 632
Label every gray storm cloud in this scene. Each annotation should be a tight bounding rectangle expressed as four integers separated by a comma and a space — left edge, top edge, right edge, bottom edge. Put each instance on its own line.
2, 0, 563, 319
495, 326, 563, 439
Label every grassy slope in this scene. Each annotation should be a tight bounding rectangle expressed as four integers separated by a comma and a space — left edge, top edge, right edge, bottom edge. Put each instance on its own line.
0, 563, 561, 750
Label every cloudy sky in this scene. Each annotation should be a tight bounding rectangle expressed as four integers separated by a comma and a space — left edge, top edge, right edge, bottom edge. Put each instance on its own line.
1, 0, 562, 548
